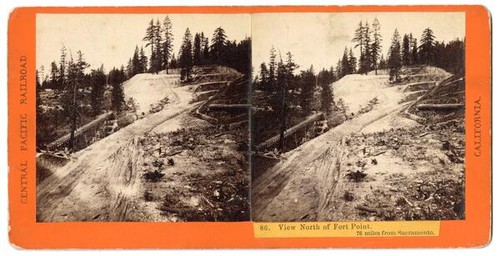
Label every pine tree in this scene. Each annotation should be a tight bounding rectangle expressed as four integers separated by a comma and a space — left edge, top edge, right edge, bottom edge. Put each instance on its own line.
109, 67, 126, 111
359, 21, 372, 74
90, 66, 107, 116
193, 33, 202, 66
143, 19, 156, 71
152, 19, 162, 73
258, 62, 269, 89
131, 45, 141, 76
49, 61, 59, 89
299, 65, 316, 117
370, 18, 382, 74
419, 27, 436, 65
348, 48, 357, 74
179, 28, 193, 81
210, 27, 227, 64
201, 33, 210, 65
352, 21, 365, 58
411, 36, 419, 64
268, 46, 277, 87
59, 46, 67, 88
341, 47, 349, 77
162, 16, 173, 73
402, 34, 411, 66
139, 47, 148, 73
388, 29, 402, 83
335, 59, 343, 79
319, 68, 334, 115
66, 50, 89, 151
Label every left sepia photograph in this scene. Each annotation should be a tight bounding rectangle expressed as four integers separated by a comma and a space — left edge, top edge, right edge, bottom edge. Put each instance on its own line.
35, 14, 252, 222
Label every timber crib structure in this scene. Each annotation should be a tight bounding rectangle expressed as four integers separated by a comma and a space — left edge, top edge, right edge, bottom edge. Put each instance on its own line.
45, 111, 115, 152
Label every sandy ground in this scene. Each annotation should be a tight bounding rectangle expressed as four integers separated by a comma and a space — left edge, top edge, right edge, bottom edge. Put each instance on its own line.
252, 71, 463, 222
123, 73, 181, 114
36, 74, 194, 222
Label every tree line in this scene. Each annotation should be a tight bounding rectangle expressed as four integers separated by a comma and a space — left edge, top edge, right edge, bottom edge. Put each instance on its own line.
334, 18, 464, 82
385, 27, 465, 82
37, 47, 128, 150
254, 47, 336, 119
124, 16, 251, 81
253, 47, 337, 149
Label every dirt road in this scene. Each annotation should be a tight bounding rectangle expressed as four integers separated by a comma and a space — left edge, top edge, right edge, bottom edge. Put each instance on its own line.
36, 74, 194, 222
252, 73, 450, 221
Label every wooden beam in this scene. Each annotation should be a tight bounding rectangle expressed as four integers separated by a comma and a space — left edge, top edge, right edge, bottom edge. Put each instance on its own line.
256, 112, 324, 150
416, 103, 464, 111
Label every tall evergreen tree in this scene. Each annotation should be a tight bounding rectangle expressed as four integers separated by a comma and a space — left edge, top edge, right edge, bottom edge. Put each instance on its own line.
359, 21, 372, 74
201, 32, 210, 65
402, 34, 411, 66
109, 67, 127, 111
49, 61, 59, 89
340, 47, 350, 77
143, 19, 156, 71
370, 18, 382, 74
210, 27, 228, 64
65, 50, 89, 151
419, 27, 436, 65
268, 46, 277, 87
90, 67, 107, 116
348, 48, 357, 74
318, 68, 334, 115
258, 62, 269, 89
299, 65, 316, 117
162, 15, 174, 73
59, 46, 67, 88
352, 21, 365, 58
388, 29, 402, 82
152, 19, 162, 73
193, 33, 202, 66
139, 47, 148, 73
131, 45, 141, 76
411, 36, 419, 65
179, 28, 193, 81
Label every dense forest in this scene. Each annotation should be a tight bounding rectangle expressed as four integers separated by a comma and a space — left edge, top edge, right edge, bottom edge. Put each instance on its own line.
36, 15, 251, 151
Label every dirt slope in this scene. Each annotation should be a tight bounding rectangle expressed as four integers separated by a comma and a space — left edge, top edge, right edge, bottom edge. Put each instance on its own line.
36, 74, 193, 222
123, 73, 181, 114
252, 68, 461, 222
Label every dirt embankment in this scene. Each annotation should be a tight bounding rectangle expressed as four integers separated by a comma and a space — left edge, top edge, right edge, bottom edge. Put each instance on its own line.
252, 66, 464, 222
37, 66, 249, 222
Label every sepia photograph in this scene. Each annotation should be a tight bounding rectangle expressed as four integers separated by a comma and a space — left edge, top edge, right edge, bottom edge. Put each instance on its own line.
35, 13, 251, 222
251, 12, 465, 222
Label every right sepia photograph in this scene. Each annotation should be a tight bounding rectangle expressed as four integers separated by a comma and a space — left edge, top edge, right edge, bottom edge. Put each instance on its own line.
251, 12, 465, 222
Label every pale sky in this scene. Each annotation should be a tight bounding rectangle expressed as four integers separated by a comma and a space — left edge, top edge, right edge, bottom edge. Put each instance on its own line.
36, 14, 251, 75
252, 12, 465, 73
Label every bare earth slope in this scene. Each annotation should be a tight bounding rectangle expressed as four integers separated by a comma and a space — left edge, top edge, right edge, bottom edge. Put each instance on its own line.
252, 69, 462, 222
36, 73, 193, 222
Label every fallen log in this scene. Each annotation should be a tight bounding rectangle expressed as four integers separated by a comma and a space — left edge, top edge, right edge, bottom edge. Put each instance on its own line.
207, 103, 251, 111
416, 103, 464, 111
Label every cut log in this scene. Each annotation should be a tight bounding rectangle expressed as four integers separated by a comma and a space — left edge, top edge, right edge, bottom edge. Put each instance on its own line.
207, 104, 251, 111
416, 103, 464, 111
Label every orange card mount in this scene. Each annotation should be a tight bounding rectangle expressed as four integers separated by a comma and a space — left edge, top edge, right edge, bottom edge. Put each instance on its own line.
8, 6, 491, 249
